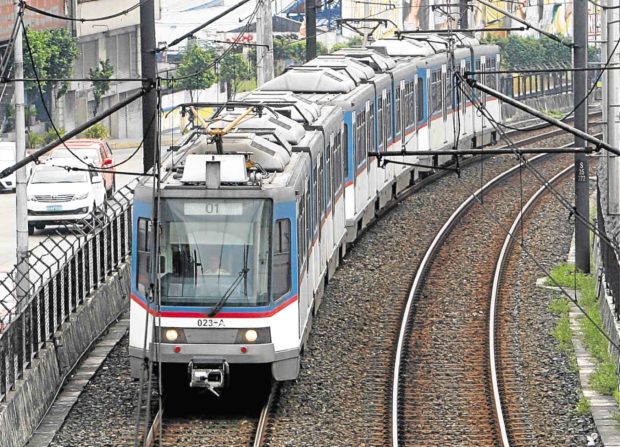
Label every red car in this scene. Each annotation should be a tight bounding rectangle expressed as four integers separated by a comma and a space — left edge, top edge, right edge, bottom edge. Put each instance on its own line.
47, 139, 116, 197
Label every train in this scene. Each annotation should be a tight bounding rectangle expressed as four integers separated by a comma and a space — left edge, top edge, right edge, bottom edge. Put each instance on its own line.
128, 33, 501, 393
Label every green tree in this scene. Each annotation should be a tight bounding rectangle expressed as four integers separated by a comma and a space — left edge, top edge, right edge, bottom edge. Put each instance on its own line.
218, 52, 253, 99
23, 27, 79, 116
330, 36, 363, 53
89, 59, 114, 116
175, 42, 217, 101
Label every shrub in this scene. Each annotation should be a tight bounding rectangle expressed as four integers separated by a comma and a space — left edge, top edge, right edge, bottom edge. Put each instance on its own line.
43, 127, 64, 144
26, 132, 44, 149
84, 123, 109, 139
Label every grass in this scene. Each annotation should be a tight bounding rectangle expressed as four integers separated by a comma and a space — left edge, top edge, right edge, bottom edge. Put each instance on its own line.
575, 393, 591, 416
547, 264, 620, 401
237, 79, 257, 93
545, 109, 564, 119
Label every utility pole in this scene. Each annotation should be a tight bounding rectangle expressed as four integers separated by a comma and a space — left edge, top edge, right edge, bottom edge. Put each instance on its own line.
141, 0, 158, 172
362, 1, 370, 47
459, 0, 469, 31
607, 0, 620, 215
256, 0, 274, 86
306, 0, 317, 61
573, 0, 590, 272
14, 3, 28, 307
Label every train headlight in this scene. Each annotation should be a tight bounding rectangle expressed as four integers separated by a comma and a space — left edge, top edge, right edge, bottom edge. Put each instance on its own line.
244, 329, 258, 343
165, 329, 179, 342
235, 328, 271, 344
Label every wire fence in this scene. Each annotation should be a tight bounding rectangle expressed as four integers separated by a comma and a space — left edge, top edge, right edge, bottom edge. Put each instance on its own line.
499, 63, 575, 100
0, 181, 136, 402
597, 183, 620, 320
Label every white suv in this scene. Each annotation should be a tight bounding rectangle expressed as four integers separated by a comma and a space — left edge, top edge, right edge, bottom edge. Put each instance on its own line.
27, 162, 107, 234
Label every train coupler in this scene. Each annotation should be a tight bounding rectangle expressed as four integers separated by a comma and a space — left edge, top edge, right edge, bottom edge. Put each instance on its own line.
188, 359, 229, 397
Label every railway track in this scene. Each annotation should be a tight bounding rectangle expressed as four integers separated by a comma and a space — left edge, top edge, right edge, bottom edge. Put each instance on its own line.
490, 165, 574, 446
390, 150, 577, 446
141, 381, 279, 447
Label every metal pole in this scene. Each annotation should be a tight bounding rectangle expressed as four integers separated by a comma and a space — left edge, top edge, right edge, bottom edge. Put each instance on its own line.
256, 0, 274, 86
607, 0, 620, 215
14, 3, 28, 307
574, 0, 590, 272
306, 0, 317, 61
459, 0, 469, 31
141, 0, 158, 172
362, 0, 370, 47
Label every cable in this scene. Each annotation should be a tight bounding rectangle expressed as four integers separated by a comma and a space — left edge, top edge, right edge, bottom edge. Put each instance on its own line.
587, 0, 620, 9
20, 14, 94, 168
22, 0, 152, 23
162, 1, 260, 82
455, 172, 620, 355
457, 73, 620, 258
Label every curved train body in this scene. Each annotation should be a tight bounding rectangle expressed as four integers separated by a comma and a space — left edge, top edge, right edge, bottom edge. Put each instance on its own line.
129, 35, 501, 391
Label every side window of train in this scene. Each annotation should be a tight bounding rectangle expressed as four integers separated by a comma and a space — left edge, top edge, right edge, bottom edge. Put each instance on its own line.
377, 98, 384, 149
431, 70, 442, 116
386, 91, 392, 142
417, 80, 424, 124
395, 86, 401, 138
298, 196, 305, 268
343, 124, 349, 180
325, 143, 332, 208
136, 218, 152, 296
367, 102, 374, 162
356, 110, 366, 166
486, 58, 497, 90
273, 219, 291, 298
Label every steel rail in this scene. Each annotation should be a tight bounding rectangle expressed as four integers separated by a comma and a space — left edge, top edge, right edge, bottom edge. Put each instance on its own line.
253, 383, 278, 447
390, 152, 549, 447
142, 408, 162, 447
488, 163, 574, 447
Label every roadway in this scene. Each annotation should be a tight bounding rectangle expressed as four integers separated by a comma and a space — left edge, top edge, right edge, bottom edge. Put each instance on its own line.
0, 146, 144, 273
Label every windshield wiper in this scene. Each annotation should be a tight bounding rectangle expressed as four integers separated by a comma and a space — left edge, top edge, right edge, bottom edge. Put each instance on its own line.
208, 267, 249, 317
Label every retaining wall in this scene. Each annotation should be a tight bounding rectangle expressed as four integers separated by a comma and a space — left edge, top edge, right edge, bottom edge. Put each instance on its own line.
0, 263, 130, 447
501, 92, 574, 122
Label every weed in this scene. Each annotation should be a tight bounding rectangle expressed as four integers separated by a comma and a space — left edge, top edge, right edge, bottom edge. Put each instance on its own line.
575, 393, 591, 416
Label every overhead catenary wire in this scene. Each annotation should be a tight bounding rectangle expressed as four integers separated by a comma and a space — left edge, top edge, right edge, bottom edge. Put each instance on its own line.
20, 0, 152, 23
162, 1, 260, 82
456, 72, 620, 258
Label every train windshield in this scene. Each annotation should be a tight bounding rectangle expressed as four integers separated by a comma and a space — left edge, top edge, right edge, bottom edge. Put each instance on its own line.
160, 199, 272, 307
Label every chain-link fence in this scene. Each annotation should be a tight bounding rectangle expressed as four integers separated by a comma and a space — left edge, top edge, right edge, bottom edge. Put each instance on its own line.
499, 63, 574, 100
0, 181, 136, 402
597, 184, 620, 320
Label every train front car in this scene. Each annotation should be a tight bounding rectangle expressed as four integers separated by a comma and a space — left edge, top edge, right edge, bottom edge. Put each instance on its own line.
129, 108, 308, 394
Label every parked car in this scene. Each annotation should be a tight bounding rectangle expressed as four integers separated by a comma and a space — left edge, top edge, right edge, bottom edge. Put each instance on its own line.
27, 161, 107, 235
47, 139, 115, 197
0, 142, 16, 192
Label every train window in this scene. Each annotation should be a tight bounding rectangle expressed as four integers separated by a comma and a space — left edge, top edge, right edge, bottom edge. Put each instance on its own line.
305, 184, 311, 251
441, 69, 447, 119
407, 81, 414, 130
298, 196, 305, 266
356, 110, 366, 167
377, 100, 384, 149
343, 124, 349, 180
325, 144, 331, 208
486, 58, 497, 90
272, 219, 291, 298
395, 86, 401, 137
386, 91, 392, 143
136, 218, 152, 296
318, 163, 324, 220
416, 81, 424, 124
368, 103, 375, 161
431, 70, 441, 116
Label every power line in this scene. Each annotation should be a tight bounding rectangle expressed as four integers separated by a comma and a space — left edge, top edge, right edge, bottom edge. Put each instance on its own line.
21, 0, 152, 23
162, 1, 260, 82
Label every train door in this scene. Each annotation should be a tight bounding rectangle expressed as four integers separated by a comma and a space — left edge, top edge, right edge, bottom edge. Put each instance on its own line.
480, 56, 487, 130
441, 64, 448, 144
297, 182, 309, 338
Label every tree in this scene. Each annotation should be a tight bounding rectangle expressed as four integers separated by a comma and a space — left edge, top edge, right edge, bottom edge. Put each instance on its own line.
175, 42, 217, 101
89, 59, 114, 116
219, 52, 253, 99
23, 27, 79, 117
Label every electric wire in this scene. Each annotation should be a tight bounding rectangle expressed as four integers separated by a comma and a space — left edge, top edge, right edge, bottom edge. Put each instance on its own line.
455, 171, 620, 355
456, 72, 620, 259
20, 13, 150, 172
21, 0, 152, 23
162, 1, 260, 82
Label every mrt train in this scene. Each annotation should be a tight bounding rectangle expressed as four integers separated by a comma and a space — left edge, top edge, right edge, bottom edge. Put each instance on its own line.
129, 34, 501, 392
